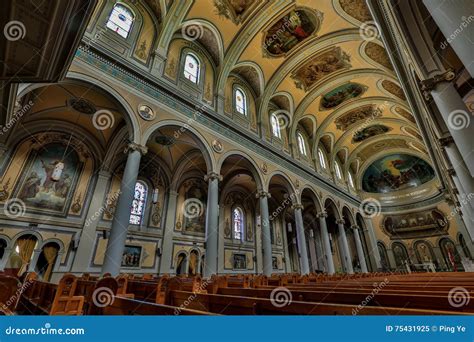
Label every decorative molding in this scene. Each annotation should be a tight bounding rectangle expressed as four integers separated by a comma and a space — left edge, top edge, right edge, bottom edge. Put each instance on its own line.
420, 69, 455, 100
255, 191, 271, 199
124, 142, 148, 155
204, 172, 222, 182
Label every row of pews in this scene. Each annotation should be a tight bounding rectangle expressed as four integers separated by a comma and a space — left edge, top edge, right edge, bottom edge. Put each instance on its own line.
0, 271, 472, 315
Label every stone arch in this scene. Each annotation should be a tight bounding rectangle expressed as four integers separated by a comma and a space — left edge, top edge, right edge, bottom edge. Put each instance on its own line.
217, 150, 264, 191
267, 171, 297, 198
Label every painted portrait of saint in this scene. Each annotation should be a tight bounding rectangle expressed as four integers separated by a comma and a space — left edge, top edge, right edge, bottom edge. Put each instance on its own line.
15, 143, 81, 215
320, 83, 365, 110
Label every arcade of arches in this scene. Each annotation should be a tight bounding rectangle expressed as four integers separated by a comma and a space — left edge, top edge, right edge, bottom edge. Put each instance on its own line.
0, 0, 473, 282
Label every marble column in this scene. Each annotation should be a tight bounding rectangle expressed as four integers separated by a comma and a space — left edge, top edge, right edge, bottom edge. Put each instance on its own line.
428, 79, 474, 176
257, 191, 272, 276
159, 190, 179, 274
102, 143, 147, 276
293, 203, 310, 274
352, 225, 368, 273
203, 172, 222, 278
422, 0, 474, 78
317, 212, 335, 274
336, 219, 354, 274
364, 218, 383, 270
71, 170, 111, 274
307, 229, 318, 272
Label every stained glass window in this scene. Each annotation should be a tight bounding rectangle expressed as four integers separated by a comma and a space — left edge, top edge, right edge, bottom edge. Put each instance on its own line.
271, 114, 281, 138
297, 132, 306, 156
233, 207, 244, 240
235, 88, 247, 115
318, 148, 327, 169
129, 181, 147, 225
184, 53, 200, 83
106, 4, 134, 38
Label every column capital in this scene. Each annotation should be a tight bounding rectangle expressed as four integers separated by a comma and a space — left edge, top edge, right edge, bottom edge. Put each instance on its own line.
420, 69, 455, 100
351, 225, 360, 230
335, 219, 345, 225
204, 172, 222, 182
255, 190, 271, 199
98, 169, 112, 179
292, 203, 304, 210
124, 142, 148, 156
317, 211, 327, 218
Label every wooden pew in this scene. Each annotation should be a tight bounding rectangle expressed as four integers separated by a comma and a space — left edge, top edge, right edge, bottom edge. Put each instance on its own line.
0, 275, 22, 314
19, 273, 84, 315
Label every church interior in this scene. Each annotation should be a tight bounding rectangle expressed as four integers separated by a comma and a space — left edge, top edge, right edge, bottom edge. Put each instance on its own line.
0, 0, 473, 315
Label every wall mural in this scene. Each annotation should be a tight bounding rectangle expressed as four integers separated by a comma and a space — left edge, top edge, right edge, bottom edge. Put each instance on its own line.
439, 238, 463, 271
381, 209, 448, 239
213, 0, 256, 24
352, 124, 391, 143
392, 242, 409, 268
395, 107, 416, 123
14, 143, 81, 215
177, 178, 208, 234
364, 42, 393, 70
362, 154, 435, 193
338, 0, 372, 23
414, 240, 436, 265
382, 80, 406, 101
335, 105, 382, 131
263, 10, 322, 57
292, 47, 351, 91
320, 82, 366, 110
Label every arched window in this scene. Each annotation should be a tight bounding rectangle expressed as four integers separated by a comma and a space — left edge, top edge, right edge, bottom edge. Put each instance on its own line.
318, 148, 327, 169
234, 88, 247, 115
347, 172, 354, 188
297, 132, 307, 156
271, 114, 281, 138
183, 53, 200, 84
335, 161, 342, 180
106, 3, 134, 38
129, 181, 147, 225
233, 207, 244, 240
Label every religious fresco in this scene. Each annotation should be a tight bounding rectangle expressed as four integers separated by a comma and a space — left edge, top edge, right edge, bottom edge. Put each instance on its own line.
439, 238, 464, 271
395, 106, 416, 123
320, 83, 366, 110
405, 127, 423, 140
352, 124, 391, 143
177, 178, 208, 234
414, 240, 436, 265
14, 143, 81, 215
381, 209, 448, 239
338, 0, 372, 22
121, 245, 142, 268
213, 0, 256, 23
365, 42, 393, 70
291, 47, 351, 91
335, 105, 382, 131
392, 242, 409, 268
377, 242, 390, 270
362, 154, 435, 193
263, 10, 322, 57
382, 80, 406, 101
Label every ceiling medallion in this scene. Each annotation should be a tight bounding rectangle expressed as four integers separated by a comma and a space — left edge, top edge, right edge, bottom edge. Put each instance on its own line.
212, 139, 223, 153
68, 98, 96, 115
155, 135, 175, 146
138, 104, 155, 121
